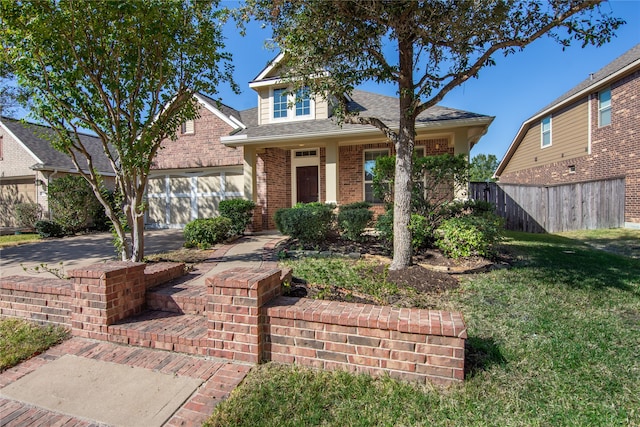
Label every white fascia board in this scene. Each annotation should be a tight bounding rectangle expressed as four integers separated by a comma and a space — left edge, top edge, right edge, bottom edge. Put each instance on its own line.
221, 116, 493, 147
0, 121, 43, 164
194, 93, 245, 130
252, 52, 286, 83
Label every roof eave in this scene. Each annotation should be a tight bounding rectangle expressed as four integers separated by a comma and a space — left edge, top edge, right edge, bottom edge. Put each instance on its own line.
221, 116, 493, 148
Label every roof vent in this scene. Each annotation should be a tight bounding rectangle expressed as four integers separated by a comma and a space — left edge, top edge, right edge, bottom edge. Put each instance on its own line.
589, 73, 594, 81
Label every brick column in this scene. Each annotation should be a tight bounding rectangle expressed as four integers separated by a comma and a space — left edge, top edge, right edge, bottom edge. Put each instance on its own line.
69, 262, 146, 340
207, 267, 282, 363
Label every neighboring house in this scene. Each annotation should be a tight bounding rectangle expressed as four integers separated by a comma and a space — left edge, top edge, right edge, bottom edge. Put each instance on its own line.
0, 117, 115, 227
150, 53, 494, 230
495, 43, 640, 229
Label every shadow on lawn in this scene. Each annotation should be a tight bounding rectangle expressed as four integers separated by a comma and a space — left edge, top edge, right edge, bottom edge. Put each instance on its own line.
464, 336, 506, 378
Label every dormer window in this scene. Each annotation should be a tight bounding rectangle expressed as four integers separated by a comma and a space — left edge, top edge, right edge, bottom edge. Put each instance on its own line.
271, 86, 313, 122
295, 88, 311, 116
273, 88, 288, 119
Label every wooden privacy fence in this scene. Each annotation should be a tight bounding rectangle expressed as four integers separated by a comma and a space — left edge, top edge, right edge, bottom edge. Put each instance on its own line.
469, 178, 625, 233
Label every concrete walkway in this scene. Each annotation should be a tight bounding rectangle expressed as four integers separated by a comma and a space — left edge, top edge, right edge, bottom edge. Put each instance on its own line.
0, 231, 288, 426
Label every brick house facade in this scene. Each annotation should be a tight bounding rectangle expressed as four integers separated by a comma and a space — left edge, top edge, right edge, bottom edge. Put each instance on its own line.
495, 44, 640, 228
149, 54, 494, 230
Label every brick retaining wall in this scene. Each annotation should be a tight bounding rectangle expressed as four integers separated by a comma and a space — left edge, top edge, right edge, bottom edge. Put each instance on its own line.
0, 276, 72, 327
208, 268, 466, 386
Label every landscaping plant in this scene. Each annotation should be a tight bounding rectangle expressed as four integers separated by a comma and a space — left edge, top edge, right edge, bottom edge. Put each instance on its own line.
336, 202, 373, 242
274, 202, 335, 245
48, 175, 103, 234
219, 199, 256, 236
183, 217, 232, 249
436, 213, 504, 259
14, 202, 42, 229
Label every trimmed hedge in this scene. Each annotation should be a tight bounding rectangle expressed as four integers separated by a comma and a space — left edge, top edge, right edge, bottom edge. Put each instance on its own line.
34, 220, 65, 238
183, 217, 232, 249
337, 202, 373, 242
219, 199, 256, 236
436, 214, 504, 259
274, 203, 335, 244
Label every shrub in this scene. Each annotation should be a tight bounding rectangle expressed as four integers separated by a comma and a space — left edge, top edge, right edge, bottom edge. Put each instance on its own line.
34, 220, 65, 238
219, 199, 256, 236
274, 202, 335, 244
445, 199, 495, 218
183, 217, 232, 249
375, 210, 394, 248
408, 214, 430, 251
15, 203, 42, 229
338, 203, 373, 241
436, 214, 504, 259
48, 175, 103, 234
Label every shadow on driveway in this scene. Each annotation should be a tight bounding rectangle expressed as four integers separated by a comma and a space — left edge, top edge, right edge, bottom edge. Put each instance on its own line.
0, 229, 185, 278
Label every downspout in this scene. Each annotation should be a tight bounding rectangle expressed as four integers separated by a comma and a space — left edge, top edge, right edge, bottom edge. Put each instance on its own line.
44, 169, 58, 220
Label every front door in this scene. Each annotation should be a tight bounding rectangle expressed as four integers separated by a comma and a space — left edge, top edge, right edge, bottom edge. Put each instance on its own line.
296, 165, 319, 204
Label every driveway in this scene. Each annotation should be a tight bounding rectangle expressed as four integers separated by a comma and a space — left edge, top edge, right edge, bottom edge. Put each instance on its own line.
0, 229, 185, 278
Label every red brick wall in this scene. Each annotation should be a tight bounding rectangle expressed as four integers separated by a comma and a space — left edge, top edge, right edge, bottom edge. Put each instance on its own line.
260, 148, 290, 230
207, 267, 467, 386
0, 276, 72, 327
152, 106, 243, 170
499, 70, 640, 225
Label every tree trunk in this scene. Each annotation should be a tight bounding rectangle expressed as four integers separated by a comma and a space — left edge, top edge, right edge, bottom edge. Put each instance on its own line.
389, 36, 416, 271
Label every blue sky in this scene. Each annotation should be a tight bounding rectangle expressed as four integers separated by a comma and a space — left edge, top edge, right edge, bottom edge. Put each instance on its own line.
217, 0, 640, 161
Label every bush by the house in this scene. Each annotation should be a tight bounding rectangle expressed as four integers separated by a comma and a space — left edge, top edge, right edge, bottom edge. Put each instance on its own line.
274, 202, 335, 244
408, 214, 430, 251
445, 199, 495, 218
34, 220, 65, 238
375, 209, 394, 247
337, 202, 373, 241
15, 202, 42, 229
48, 175, 103, 234
219, 199, 256, 236
436, 214, 504, 259
183, 217, 232, 249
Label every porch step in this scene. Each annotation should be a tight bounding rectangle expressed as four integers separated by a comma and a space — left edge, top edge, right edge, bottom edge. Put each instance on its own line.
107, 310, 209, 357
146, 281, 208, 315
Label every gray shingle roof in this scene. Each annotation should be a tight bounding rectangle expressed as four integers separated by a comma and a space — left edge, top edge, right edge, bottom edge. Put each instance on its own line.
196, 92, 243, 123
231, 89, 491, 140
1, 117, 114, 174
534, 43, 640, 116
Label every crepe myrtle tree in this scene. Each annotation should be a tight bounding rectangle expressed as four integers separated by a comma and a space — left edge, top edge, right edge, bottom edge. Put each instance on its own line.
0, 0, 236, 261
247, 0, 623, 270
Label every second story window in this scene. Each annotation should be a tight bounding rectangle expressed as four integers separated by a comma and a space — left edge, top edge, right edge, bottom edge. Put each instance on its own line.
599, 88, 611, 127
541, 115, 552, 148
273, 88, 288, 119
295, 88, 311, 117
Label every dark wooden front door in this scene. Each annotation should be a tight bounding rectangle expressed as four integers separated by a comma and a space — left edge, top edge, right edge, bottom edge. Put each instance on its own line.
296, 166, 319, 204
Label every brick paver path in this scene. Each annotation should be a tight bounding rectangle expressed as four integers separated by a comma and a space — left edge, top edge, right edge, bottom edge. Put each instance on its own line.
0, 338, 251, 426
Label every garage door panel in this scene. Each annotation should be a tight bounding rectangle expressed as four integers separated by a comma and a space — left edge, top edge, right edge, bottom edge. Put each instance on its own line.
198, 175, 221, 193
147, 177, 165, 194
169, 197, 191, 225
147, 198, 166, 225
226, 172, 243, 193
170, 177, 191, 194
197, 196, 220, 218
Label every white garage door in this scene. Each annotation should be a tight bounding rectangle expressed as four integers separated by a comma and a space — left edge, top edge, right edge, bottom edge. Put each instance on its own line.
145, 169, 244, 228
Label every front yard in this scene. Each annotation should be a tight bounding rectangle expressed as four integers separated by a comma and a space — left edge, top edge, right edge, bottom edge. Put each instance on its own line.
206, 231, 640, 426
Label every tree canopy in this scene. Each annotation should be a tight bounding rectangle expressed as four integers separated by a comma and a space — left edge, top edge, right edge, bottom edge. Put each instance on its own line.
248, 0, 624, 269
1, 0, 235, 261
470, 154, 500, 182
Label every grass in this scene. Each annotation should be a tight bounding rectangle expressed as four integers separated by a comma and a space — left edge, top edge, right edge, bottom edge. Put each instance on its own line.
0, 318, 69, 371
558, 228, 640, 259
206, 230, 640, 426
0, 233, 41, 248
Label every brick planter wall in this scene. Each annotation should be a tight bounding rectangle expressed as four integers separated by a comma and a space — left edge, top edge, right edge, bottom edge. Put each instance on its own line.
208, 268, 467, 386
0, 276, 72, 327
69, 262, 147, 340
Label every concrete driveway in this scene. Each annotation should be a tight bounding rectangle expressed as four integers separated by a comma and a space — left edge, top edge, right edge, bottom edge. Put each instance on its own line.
0, 229, 185, 278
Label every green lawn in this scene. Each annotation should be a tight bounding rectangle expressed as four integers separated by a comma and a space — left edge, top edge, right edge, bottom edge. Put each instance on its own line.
0, 318, 69, 371
0, 233, 41, 248
206, 231, 640, 426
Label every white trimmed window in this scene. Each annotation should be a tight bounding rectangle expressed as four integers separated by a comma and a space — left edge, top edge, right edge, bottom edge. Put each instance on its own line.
364, 149, 389, 203
541, 115, 552, 148
599, 88, 611, 127
273, 88, 288, 119
272, 86, 312, 121
181, 119, 194, 134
